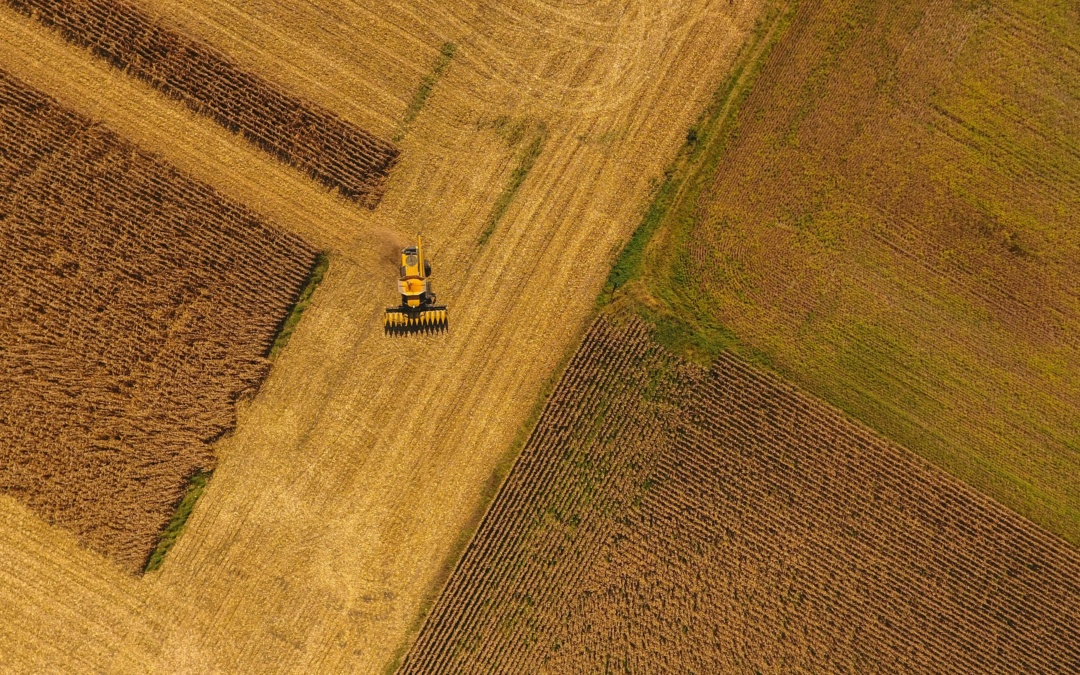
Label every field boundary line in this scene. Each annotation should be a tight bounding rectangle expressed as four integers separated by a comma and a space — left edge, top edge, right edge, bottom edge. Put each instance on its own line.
383, 313, 603, 674
599, 0, 795, 308
141, 250, 330, 572
143, 470, 212, 573
268, 252, 330, 359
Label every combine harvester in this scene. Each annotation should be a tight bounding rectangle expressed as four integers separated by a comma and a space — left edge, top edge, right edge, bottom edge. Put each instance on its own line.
385, 234, 448, 334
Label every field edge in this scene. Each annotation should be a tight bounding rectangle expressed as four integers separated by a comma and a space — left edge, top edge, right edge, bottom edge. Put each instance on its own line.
143, 469, 212, 573
382, 310, 602, 675
268, 252, 330, 360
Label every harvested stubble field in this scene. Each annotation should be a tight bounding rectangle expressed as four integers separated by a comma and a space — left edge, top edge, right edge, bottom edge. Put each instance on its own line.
624, 0, 1080, 545
403, 316, 1080, 673
0, 0, 765, 671
4, 0, 399, 207
0, 69, 316, 573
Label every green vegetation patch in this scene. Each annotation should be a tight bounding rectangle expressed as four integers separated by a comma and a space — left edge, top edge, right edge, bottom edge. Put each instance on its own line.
603, 0, 1080, 545
478, 122, 547, 246
144, 469, 212, 573
396, 42, 457, 142
269, 252, 329, 359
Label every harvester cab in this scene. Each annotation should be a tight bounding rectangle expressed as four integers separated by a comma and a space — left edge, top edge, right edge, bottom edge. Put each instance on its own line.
384, 234, 448, 334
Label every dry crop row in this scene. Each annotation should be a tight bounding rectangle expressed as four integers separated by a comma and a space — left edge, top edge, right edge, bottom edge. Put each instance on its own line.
5, 0, 399, 207
402, 316, 1080, 673
0, 69, 317, 573
401, 317, 690, 672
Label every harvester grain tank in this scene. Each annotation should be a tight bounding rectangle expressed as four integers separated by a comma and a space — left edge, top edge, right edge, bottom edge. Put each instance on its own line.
384, 234, 448, 334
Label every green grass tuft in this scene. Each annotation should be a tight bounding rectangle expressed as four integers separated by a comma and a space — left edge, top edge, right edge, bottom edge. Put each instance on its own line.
396, 42, 457, 142
478, 124, 547, 246
269, 252, 329, 360
144, 469, 212, 573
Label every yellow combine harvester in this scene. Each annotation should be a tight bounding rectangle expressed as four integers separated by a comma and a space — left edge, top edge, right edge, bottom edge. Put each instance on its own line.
384, 234, 448, 334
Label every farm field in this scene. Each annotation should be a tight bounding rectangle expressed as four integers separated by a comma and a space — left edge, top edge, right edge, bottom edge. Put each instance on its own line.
403, 316, 1080, 673
0, 0, 766, 671
4, 0, 400, 207
0, 70, 316, 574
618, 0, 1080, 544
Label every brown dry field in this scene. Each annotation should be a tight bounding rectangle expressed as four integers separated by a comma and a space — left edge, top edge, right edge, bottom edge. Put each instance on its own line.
0, 70, 316, 574
0, 0, 765, 671
404, 316, 1080, 673
638, 0, 1080, 543
4, 0, 400, 207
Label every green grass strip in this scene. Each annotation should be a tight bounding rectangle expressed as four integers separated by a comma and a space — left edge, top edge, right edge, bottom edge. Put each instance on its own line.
269, 252, 329, 359
478, 125, 547, 246
396, 42, 457, 142
596, 0, 796, 369
600, 1, 794, 308
144, 469, 212, 573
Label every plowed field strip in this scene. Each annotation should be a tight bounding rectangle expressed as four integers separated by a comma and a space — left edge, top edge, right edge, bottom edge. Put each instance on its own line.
3, 0, 398, 206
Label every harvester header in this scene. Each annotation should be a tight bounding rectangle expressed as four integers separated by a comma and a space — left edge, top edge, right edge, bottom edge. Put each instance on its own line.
384, 234, 448, 334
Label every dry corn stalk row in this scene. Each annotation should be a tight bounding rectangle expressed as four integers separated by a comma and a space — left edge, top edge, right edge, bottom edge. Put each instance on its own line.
402, 315, 1080, 673
0, 69, 317, 574
4, 0, 399, 207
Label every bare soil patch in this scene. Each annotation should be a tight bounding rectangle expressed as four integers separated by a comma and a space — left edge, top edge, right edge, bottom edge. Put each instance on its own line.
0, 69, 316, 573
403, 316, 1080, 673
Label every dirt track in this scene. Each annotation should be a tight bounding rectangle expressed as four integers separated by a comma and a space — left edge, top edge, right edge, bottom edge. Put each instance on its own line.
0, 0, 764, 671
